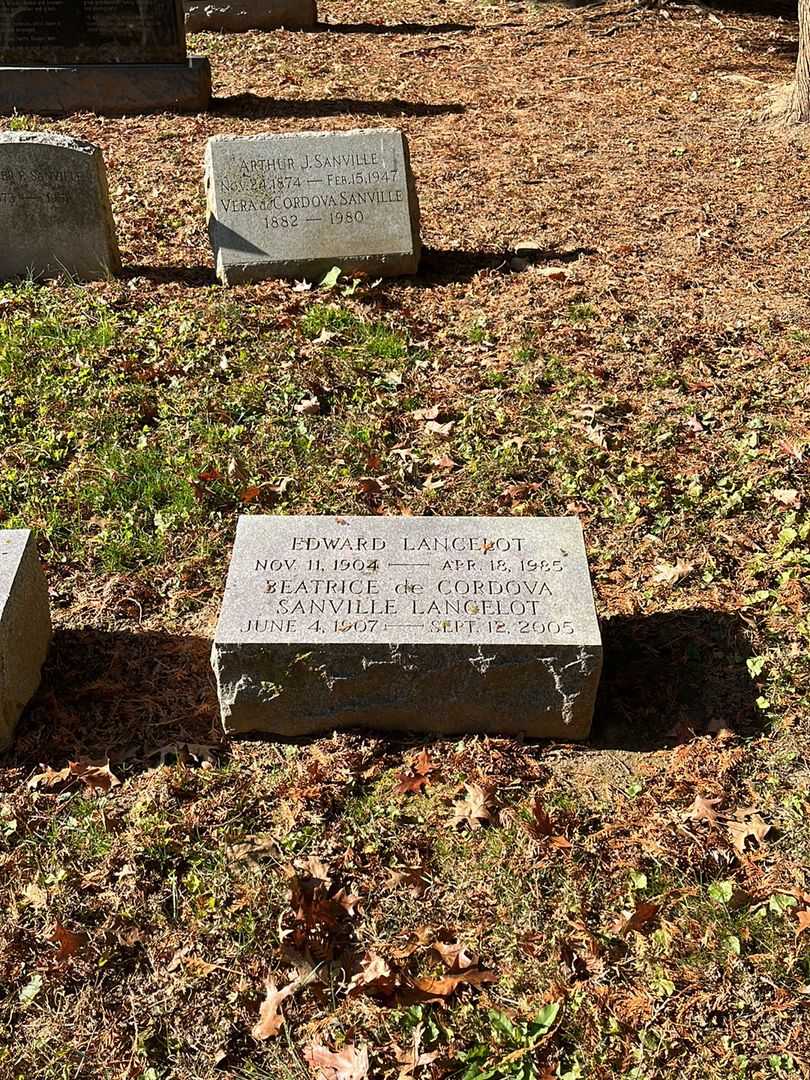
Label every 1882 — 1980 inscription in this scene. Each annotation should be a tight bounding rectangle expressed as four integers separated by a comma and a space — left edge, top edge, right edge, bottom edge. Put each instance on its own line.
204, 128, 421, 284
0, 0, 186, 65
211, 516, 602, 739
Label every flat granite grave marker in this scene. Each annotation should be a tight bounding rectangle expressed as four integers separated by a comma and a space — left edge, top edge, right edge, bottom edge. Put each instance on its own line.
204, 128, 421, 284
0, 0, 211, 115
211, 515, 602, 739
0, 530, 51, 753
0, 132, 120, 280
184, 0, 316, 31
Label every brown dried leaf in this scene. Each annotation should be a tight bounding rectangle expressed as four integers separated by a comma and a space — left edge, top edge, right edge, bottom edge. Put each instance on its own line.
251, 976, 300, 1040
432, 940, 477, 972
348, 952, 397, 997
68, 760, 121, 794
49, 923, 88, 964
28, 764, 71, 790
387, 865, 429, 897
653, 559, 693, 586
304, 1043, 370, 1080
727, 812, 771, 855
772, 488, 802, 509
410, 405, 440, 421
611, 901, 659, 937
408, 968, 497, 1000
425, 419, 455, 437
295, 394, 321, 416
684, 794, 722, 826
796, 910, 810, 936
451, 784, 493, 830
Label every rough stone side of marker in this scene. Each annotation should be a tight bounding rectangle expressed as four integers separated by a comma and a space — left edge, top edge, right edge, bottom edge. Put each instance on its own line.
0, 132, 120, 281
0, 532, 51, 753
212, 640, 601, 739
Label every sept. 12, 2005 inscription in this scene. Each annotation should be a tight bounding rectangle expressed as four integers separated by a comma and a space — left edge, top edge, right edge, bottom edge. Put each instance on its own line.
204, 128, 421, 285
211, 516, 603, 741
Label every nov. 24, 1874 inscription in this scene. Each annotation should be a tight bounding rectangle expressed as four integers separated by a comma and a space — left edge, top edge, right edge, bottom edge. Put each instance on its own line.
204, 128, 421, 284
211, 516, 602, 739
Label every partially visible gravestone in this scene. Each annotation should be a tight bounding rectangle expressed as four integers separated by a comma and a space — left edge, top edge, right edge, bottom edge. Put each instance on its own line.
204, 128, 421, 284
211, 515, 602, 739
0, 0, 211, 114
0, 132, 120, 281
0, 531, 51, 753
184, 0, 316, 31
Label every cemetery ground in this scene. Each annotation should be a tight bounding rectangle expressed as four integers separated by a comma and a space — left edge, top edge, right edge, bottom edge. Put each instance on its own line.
1, 0, 810, 1076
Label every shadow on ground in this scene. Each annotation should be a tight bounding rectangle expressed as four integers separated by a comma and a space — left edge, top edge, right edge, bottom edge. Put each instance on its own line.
9, 628, 222, 773
313, 20, 477, 33
592, 607, 759, 751
210, 94, 465, 118
415, 245, 597, 285
6, 608, 758, 773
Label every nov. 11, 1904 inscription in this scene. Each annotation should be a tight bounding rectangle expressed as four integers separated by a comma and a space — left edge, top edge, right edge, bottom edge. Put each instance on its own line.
211, 516, 602, 740
204, 128, 421, 284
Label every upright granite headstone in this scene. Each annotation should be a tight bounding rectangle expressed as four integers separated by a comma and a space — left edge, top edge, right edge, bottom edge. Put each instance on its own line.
211, 516, 602, 739
0, 132, 120, 281
184, 0, 316, 31
0, 531, 51, 753
0, 0, 211, 115
204, 128, 421, 284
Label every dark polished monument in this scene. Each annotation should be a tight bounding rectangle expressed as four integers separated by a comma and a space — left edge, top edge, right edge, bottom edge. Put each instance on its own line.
0, 0, 211, 114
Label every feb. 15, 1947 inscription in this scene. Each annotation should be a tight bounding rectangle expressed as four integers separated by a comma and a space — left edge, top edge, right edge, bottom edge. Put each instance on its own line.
211, 515, 603, 740
204, 128, 421, 285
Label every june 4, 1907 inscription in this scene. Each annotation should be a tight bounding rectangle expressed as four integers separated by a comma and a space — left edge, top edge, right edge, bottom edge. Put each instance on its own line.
204, 128, 421, 284
0, 0, 186, 65
212, 516, 603, 740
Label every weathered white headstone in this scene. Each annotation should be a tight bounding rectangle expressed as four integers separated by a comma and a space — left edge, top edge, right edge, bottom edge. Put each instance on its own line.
184, 0, 316, 31
0, 531, 51, 752
211, 516, 602, 739
204, 128, 421, 284
0, 132, 120, 281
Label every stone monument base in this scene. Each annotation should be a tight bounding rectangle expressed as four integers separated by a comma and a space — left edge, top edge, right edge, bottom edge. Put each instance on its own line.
185, 0, 316, 31
0, 58, 211, 115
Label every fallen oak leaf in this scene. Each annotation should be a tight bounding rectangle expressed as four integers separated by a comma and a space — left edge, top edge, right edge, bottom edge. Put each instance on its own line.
772, 488, 802, 509
796, 910, 810, 936
407, 968, 497, 1001
28, 764, 71, 790
304, 1042, 370, 1080
684, 794, 722, 826
653, 559, 693, 586
451, 784, 493, 830
727, 813, 771, 855
68, 760, 121, 794
386, 864, 429, 897
49, 923, 88, 964
526, 797, 573, 849
432, 939, 478, 972
425, 419, 455, 437
251, 975, 301, 1040
348, 952, 398, 997
611, 901, 659, 937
